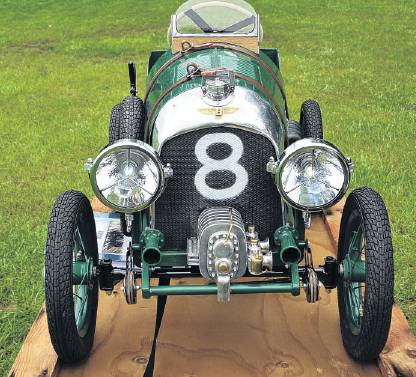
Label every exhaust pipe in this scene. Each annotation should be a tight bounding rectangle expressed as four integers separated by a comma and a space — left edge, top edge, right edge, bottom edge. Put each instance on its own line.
274, 226, 302, 265
141, 229, 164, 266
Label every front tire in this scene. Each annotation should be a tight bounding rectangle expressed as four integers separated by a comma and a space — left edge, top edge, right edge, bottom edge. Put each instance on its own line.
337, 187, 394, 361
45, 190, 99, 363
108, 95, 145, 144
300, 99, 323, 139
107, 95, 145, 235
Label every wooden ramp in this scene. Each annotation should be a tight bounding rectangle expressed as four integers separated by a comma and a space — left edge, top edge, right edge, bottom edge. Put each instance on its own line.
9, 202, 416, 377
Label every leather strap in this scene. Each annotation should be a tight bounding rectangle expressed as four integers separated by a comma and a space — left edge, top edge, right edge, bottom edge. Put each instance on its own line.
144, 65, 285, 141
144, 64, 202, 141
144, 41, 288, 117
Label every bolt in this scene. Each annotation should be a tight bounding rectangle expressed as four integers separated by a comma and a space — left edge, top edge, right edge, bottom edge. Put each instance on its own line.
217, 261, 230, 274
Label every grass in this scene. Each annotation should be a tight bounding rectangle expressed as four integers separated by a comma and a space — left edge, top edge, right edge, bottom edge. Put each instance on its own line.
0, 0, 415, 374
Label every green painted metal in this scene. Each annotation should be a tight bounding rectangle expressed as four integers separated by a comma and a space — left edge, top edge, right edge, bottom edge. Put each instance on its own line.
145, 48, 287, 140
72, 259, 92, 285
139, 227, 189, 266
274, 225, 303, 264
342, 228, 366, 335
157, 251, 187, 266
340, 255, 366, 283
141, 262, 151, 299
289, 262, 301, 296
148, 282, 294, 296
72, 228, 95, 337
140, 259, 300, 298
139, 227, 164, 265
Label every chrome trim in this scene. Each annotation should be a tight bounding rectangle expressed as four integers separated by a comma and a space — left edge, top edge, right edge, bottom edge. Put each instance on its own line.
89, 139, 168, 214
270, 138, 351, 212
152, 86, 285, 155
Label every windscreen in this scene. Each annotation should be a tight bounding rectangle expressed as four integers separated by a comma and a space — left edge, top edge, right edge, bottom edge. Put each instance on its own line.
175, 0, 257, 34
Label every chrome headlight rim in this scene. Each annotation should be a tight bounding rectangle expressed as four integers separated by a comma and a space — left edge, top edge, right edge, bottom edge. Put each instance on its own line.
89, 139, 166, 214
277, 138, 351, 212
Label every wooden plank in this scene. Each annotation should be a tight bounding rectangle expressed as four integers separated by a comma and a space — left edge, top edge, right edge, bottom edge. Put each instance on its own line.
171, 36, 259, 53
10, 200, 415, 376
91, 197, 112, 213
322, 197, 345, 251
323, 198, 416, 377
153, 216, 381, 376
58, 287, 157, 377
8, 305, 60, 377
379, 306, 416, 377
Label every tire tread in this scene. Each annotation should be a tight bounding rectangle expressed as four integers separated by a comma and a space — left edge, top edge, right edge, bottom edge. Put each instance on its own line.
337, 187, 394, 361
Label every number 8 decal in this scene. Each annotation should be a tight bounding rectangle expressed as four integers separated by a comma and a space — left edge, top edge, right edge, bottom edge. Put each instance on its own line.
194, 133, 248, 200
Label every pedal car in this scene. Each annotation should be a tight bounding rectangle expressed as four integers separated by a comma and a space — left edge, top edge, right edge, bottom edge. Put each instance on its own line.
44, 0, 394, 364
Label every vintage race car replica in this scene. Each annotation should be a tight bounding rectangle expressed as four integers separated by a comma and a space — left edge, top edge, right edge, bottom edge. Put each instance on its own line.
44, 0, 394, 365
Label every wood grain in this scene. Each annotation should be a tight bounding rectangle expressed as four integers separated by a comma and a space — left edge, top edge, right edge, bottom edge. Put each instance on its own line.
153, 216, 381, 377
171, 36, 259, 53
59, 286, 157, 377
91, 197, 112, 213
10, 199, 415, 376
8, 305, 60, 377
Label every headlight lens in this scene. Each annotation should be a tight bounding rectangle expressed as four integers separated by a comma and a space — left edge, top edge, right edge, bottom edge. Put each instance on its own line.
277, 139, 351, 211
89, 140, 166, 213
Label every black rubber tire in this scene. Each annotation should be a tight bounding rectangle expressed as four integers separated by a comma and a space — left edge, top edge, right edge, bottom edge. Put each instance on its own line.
337, 187, 394, 361
107, 95, 145, 235
286, 119, 303, 145
45, 190, 99, 363
109, 103, 122, 144
119, 95, 145, 140
300, 99, 323, 139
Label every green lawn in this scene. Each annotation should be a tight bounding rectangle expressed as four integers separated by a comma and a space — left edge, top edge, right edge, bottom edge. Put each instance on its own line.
0, 0, 415, 374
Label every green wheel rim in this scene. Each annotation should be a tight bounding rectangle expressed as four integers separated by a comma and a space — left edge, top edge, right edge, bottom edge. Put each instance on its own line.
343, 221, 366, 335
72, 225, 94, 338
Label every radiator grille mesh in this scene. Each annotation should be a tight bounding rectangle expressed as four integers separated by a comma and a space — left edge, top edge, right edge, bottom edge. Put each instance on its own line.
155, 127, 282, 249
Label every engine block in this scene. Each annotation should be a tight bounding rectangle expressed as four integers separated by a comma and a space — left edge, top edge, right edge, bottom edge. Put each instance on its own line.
194, 207, 246, 302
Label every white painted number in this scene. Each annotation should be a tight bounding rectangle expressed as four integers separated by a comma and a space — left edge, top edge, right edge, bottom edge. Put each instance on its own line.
194, 133, 248, 200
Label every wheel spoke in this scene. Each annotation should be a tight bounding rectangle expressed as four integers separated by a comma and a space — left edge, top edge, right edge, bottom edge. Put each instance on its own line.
75, 292, 88, 323
73, 292, 83, 301
75, 227, 87, 254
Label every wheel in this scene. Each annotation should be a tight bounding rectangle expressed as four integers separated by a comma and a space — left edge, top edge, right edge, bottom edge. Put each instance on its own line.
119, 95, 145, 140
337, 187, 394, 361
300, 99, 323, 139
109, 103, 121, 144
286, 119, 302, 145
107, 95, 145, 235
108, 96, 145, 144
45, 190, 99, 363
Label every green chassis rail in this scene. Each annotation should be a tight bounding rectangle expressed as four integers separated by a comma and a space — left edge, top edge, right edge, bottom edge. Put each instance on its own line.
72, 216, 365, 299
137, 226, 302, 299
140, 260, 301, 299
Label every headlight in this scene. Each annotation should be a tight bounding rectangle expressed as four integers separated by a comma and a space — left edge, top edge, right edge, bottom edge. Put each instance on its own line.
88, 139, 170, 213
272, 139, 352, 211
